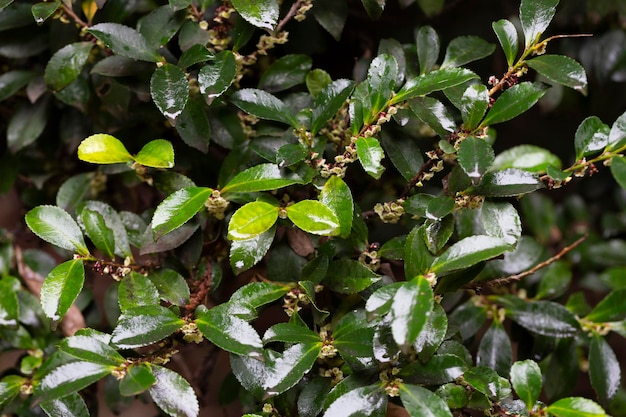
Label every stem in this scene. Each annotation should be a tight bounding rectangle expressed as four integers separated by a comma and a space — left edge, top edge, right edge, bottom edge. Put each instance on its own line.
276, 0, 306, 33
62, 4, 89, 28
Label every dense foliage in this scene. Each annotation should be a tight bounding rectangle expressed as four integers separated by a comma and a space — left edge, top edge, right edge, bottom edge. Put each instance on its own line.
1, 0, 626, 416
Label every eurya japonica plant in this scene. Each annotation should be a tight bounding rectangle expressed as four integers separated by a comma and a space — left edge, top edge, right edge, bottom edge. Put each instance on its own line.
2, 0, 626, 416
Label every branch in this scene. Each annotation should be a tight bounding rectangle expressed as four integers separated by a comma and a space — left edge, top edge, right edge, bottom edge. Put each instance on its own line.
275, 0, 307, 33
62, 4, 89, 28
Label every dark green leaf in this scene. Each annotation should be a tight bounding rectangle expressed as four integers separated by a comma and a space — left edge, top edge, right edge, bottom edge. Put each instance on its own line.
435, 383, 469, 410
150, 366, 199, 417
230, 226, 275, 273
151, 187, 213, 239
0, 280, 18, 326
311, 79, 355, 135
415, 303, 448, 361
482, 82, 548, 126
7, 98, 48, 153
77, 134, 133, 165
230, 88, 300, 126
176, 96, 211, 153
492, 144, 561, 173
527, 54, 588, 94
546, 397, 606, 417
361, 0, 385, 20
610, 155, 626, 190
393, 68, 479, 104
391, 277, 434, 351
138, 5, 186, 48
355, 136, 385, 179
520, 0, 559, 47
510, 359, 542, 411
365, 282, 403, 319
150, 63, 188, 119
574, 116, 609, 160
56, 173, 93, 216
111, 305, 185, 349
298, 376, 333, 417
458, 136, 495, 184
80, 201, 131, 259
400, 354, 468, 385
264, 342, 322, 396
263, 322, 320, 344
0, 376, 24, 410
320, 176, 353, 238
477, 168, 543, 197
586, 288, 626, 322
90, 55, 154, 77
492, 19, 519, 66
441, 36, 495, 68
416, 0, 444, 17
367, 54, 397, 119
535, 260, 572, 300
589, 335, 620, 404
31, 1, 60, 25
221, 163, 304, 194
505, 300, 580, 337
481, 201, 521, 247
306, 69, 332, 98
40, 392, 89, 417
35, 362, 112, 403
416, 26, 440, 75
405, 225, 435, 277
400, 384, 453, 417
58, 335, 125, 366
311, 0, 347, 41
80, 209, 115, 259
148, 268, 190, 306
87, 23, 160, 62
380, 132, 423, 182
178, 44, 214, 68
118, 272, 160, 312
461, 84, 489, 131
198, 50, 237, 104
0, 70, 36, 101
44, 42, 93, 91
169, 0, 192, 11
259, 54, 312, 92
608, 110, 626, 150
276, 143, 307, 167
324, 384, 387, 417
119, 364, 156, 396
286, 200, 340, 236
379, 38, 406, 85
426, 196, 455, 221
431, 235, 510, 274
325, 259, 380, 294
464, 366, 510, 400
40, 259, 85, 322
231, 0, 278, 30
409, 96, 456, 137
425, 215, 455, 256
228, 201, 278, 240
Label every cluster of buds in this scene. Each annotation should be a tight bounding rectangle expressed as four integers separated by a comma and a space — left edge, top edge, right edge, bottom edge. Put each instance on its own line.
374, 200, 405, 224
262, 403, 276, 415
257, 31, 289, 55
282, 288, 309, 317
233, 52, 258, 86
379, 367, 402, 397
295, 0, 313, 22
91, 257, 134, 281
238, 111, 259, 139
454, 194, 484, 210
358, 242, 381, 271
111, 362, 129, 380
424, 271, 437, 288
319, 341, 338, 359
320, 366, 344, 385
205, 190, 229, 219
376, 105, 398, 126
206, 5, 235, 51
546, 175, 572, 189
181, 322, 203, 344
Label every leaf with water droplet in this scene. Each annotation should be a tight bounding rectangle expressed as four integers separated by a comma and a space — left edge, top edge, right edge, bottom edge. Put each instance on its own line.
111, 305, 185, 349
149, 366, 199, 417
44, 42, 93, 91
150, 63, 188, 120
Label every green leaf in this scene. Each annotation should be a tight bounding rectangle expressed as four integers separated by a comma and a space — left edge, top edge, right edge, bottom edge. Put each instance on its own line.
198, 50, 237, 104
264, 343, 322, 396
492, 144, 561, 173
416, 26, 440, 75
35, 362, 112, 403
365, 282, 404, 319
230, 88, 298, 127
195, 304, 263, 358
461, 84, 489, 131
0, 376, 24, 409
324, 384, 387, 416
463, 366, 509, 400
79, 201, 132, 259
230, 282, 291, 309
482, 82, 548, 126
481, 201, 521, 247
476, 321, 512, 377
400, 384, 453, 417
40, 392, 89, 417
355, 136, 385, 179
399, 354, 469, 385
151, 187, 213, 239
286, 200, 340, 236
381, 132, 424, 182
416, 0, 444, 17
409, 96, 456, 137
311, 79, 355, 135
492, 19, 519, 66
510, 360, 542, 411
610, 155, 626, 190
77, 134, 133, 165
391, 277, 434, 351
134, 139, 175, 169
259, 54, 312, 92
25, 205, 88, 255
306, 69, 333, 98
458, 136, 495, 184
44, 42, 93, 91
435, 383, 469, 410
527, 54, 588, 94
0, 70, 37, 102
40, 259, 85, 322
504, 300, 580, 337
431, 235, 510, 274
177, 44, 214, 69
228, 201, 278, 240
87, 23, 160, 62
263, 323, 320, 344
393, 68, 479, 104
320, 176, 353, 238
31, 1, 61, 25
361, 0, 385, 20
169, 0, 192, 11
520, 0, 559, 47
149, 366, 199, 417
325, 259, 380, 294
589, 335, 620, 404
58, 335, 125, 366
118, 272, 160, 312
231, 0, 278, 30
586, 288, 626, 322
80, 209, 115, 259
175, 96, 211, 153
477, 168, 544, 197
547, 397, 607, 417
574, 116, 609, 160
150, 63, 189, 119
221, 163, 304, 194
311, 0, 347, 41
441, 36, 495, 68
405, 225, 435, 277
0, 280, 18, 326
608, 110, 626, 150
367, 54, 398, 119
138, 5, 186, 49
149, 268, 190, 306
230, 226, 276, 273
111, 305, 185, 349
7, 99, 48, 153
119, 364, 156, 396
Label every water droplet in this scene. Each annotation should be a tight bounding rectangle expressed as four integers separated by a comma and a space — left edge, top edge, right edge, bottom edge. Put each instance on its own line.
164, 109, 182, 119
35, 17, 44, 24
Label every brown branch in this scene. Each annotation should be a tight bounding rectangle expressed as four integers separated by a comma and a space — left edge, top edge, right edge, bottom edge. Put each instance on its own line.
62, 4, 89, 28
465, 234, 588, 290
275, 0, 306, 33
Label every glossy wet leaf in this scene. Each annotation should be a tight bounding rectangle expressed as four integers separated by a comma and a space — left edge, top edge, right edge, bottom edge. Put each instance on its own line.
481, 201, 521, 247
409, 96, 456, 137
151, 187, 213, 239
40, 259, 85, 322
80, 201, 131, 259
320, 176, 353, 238
150, 366, 199, 417
230, 226, 275, 273
311, 79, 355, 135
400, 354, 468, 385
324, 384, 387, 417
441, 36, 495, 68
44, 42, 93, 91
25, 205, 88, 255
393, 68, 479, 104
391, 277, 434, 351
119, 364, 156, 396
585, 288, 626, 322
482, 82, 547, 126
464, 366, 509, 400
527, 54, 588, 94
229, 281, 291, 309
535, 260, 572, 300
492, 144, 561, 173
405, 225, 434, 277
195, 304, 263, 357
458, 136, 494, 183
228, 201, 278, 240
58, 335, 125, 366
311, 0, 347, 41
520, 0, 559, 47
546, 397, 607, 417
40, 391, 89, 417
298, 376, 333, 417
118, 272, 160, 312
265, 342, 322, 396
431, 235, 510, 274
177, 44, 214, 69
221, 163, 304, 194
461, 84, 489, 131
87, 23, 160, 62
325, 259, 380, 294
286, 200, 340, 236
80, 209, 115, 259
477, 168, 543, 197
276, 143, 308, 167
355, 136, 385, 179
365, 282, 404, 319
360, 0, 385, 20
0, 280, 18, 326
77, 134, 133, 165
198, 50, 237, 104
0, 70, 37, 102
263, 322, 320, 345
608, 110, 626, 150
31, 1, 60, 25
230, 88, 298, 127
492, 19, 519, 66
415, 303, 448, 361
259, 54, 312, 92
35, 361, 112, 403
610, 155, 626, 190
7, 99, 48, 153
476, 321, 512, 377
400, 384, 453, 417
367, 54, 398, 119
231, 0, 278, 30
510, 359, 542, 412
381, 132, 424, 182
589, 335, 620, 404
111, 305, 185, 349
504, 300, 580, 337
135, 139, 175, 169
150, 63, 188, 120
574, 116, 609, 160
0, 375, 23, 409
416, 26, 440, 75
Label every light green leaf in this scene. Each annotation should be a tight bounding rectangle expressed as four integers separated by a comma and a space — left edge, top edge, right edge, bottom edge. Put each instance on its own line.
150, 366, 199, 417
441, 36, 495, 68
461, 84, 489, 131
231, 0, 278, 30
320, 176, 353, 238
355, 136, 385, 179
393, 68, 479, 104
608, 110, 626, 150
35, 362, 112, 403
306, 68, 333, 98
400, 384, 453, 417
492, 19, 519, 66
230, 88, 298, 127
311, 79, 355, 135
477, 168, 543, 197
44, 42, 93, 91
229, 282, 291, 309
77, 134, 133, 165
198, 50, 237, 103
492, 144, 561, 173
151, 187, 213, 239
0, 376, 24, 409
510, 360, 542, 412
416, 26, 440, 75
150, 63, 189, 119
263, 322, 321, 345
589, 335, 620, 404
87, 23, 160, 62
25, 206, 89, 255
391, 277, 434, 351
547, 397, 607, 417
585, 288, 626, 322
228, 201, 278, 240
527, 54, 587, 94
431, 235, 511, 274
286, 200, 340, 236
134, 139, 175, 168
40, 392, 89, 417
221, 163, 304, 194
520, 0, 559, 47
259, 54, 312, 92
111, 305, 185, 349
457, 136, 495, 184
482, 82, 548, 126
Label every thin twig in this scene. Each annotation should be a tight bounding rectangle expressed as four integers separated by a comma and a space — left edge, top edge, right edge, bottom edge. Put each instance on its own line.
275, 0, 306, 33
465, 234, 588, 290
401, 159, 435, 199
62, 4, 89, 28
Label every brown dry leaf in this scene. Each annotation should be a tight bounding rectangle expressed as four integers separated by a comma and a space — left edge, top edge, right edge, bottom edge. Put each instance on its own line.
286, 227, 315, 257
